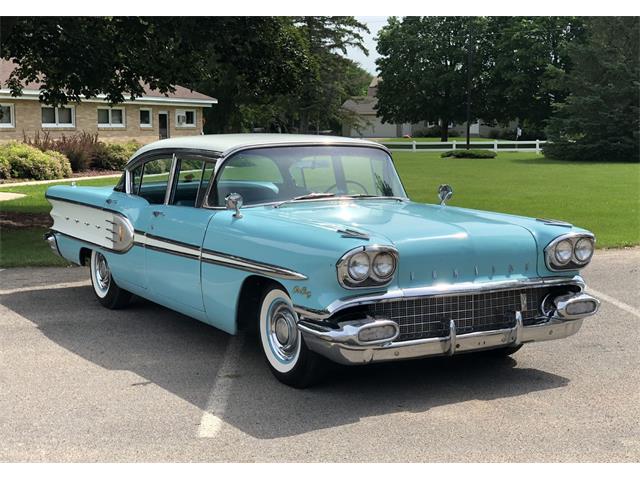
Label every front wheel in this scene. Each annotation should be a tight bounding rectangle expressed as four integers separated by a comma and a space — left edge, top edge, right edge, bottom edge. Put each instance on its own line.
90, 250, 132, 309
258, 287, 325, 388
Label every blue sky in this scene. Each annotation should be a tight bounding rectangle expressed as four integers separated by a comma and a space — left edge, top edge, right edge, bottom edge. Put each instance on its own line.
344, 16, 389, 76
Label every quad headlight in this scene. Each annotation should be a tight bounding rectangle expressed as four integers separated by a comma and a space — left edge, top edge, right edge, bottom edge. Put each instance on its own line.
338, 245, 398, 288
545, 233, 595, 271
347, 252, 370, 281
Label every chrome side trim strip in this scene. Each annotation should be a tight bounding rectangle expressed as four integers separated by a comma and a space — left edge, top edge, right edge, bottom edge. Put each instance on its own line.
131, 231, 307, 281
50, 229, 136, 255
201, 248, 308, 281
294, 275, 585, 320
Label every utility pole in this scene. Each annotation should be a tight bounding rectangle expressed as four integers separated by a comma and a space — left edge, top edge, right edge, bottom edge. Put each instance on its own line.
465, 29, 473, 150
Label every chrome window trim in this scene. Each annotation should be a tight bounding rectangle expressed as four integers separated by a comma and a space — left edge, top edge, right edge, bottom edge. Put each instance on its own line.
295, 275, 585, 320
544, 232, 596, 271
124, 149, 221, 206
163, 154, 179, 205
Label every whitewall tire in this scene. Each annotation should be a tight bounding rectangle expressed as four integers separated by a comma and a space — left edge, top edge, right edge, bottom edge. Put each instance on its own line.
90, 250, 132, 309
258, 287, 325, 388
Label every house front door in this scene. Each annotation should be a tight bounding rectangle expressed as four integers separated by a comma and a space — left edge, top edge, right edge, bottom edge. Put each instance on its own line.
159, 112, 169, 139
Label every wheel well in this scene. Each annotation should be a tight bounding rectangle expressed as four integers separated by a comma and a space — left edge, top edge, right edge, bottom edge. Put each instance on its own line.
236, 275, 286, 333
79, 247, 92, 266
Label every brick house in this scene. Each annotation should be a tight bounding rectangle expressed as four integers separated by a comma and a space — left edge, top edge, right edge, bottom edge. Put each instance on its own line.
0, 60, 217, 144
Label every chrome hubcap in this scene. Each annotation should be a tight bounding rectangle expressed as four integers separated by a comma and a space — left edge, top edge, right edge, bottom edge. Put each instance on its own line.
94, 252, 111, 293
268, 301, 299, 362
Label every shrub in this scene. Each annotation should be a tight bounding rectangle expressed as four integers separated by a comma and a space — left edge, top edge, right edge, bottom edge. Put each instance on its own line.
24, 131, 99, 171
0, 142, 72, 180
0, 155, 10, 179
44, 150, 73, 178
412, 126, 442, 138
441, 149, 497, 159
93, 141, 141, 170
56, 132, 99, 171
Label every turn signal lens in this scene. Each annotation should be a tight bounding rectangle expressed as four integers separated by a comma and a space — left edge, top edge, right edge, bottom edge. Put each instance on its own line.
358, 324, 397, 343
565, 300, 598, 316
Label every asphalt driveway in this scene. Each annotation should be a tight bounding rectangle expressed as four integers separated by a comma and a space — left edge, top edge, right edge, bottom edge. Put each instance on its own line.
0, 248, 638, 462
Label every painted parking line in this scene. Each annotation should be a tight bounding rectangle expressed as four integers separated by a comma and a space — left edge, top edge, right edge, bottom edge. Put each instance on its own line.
0, 280, 90, 295
587, 287, 640, 319
197, 334, 245, 438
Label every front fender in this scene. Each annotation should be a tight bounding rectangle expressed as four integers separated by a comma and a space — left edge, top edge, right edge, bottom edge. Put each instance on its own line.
201, 208, 390, 319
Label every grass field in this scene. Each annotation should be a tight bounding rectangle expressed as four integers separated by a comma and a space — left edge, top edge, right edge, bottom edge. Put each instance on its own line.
1, 151, 638, 267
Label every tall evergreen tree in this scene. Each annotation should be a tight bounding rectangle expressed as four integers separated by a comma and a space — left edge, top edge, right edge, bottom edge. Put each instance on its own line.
544, 17, 639, 162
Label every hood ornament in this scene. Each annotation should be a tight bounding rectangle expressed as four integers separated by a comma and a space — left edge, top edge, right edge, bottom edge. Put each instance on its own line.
438, 184, 453, 206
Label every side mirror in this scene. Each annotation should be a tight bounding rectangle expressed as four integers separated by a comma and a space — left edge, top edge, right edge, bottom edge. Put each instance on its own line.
438, 184, 453, 206
225, 192, 243, 218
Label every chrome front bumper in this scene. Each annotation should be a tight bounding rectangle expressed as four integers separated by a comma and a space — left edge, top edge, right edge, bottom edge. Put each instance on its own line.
297, 289, 599, 365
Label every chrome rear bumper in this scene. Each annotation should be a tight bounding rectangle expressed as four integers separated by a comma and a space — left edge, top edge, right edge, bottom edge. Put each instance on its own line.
43, 231, 62, 257
298, 290, 599, 365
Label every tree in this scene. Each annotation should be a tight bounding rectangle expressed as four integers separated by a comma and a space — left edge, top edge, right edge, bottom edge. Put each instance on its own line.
193, 16, 370, 134
0, 17, 309, 107
290, 16, 370, 134
544, 17, 639, 162
483, 17, 586, 136
376, 16, 489, 141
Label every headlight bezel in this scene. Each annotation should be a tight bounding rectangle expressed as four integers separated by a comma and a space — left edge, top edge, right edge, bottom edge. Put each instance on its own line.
545, 233, 596, 271
337, 245, 399, 289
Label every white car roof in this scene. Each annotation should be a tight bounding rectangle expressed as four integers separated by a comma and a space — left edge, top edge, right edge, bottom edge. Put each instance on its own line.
130, 134, 383, 162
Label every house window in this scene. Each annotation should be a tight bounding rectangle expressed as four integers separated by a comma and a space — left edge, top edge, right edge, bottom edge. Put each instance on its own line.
0, 104, 15, 128
175, 109, 196, 128
97, 107, 125, 127
41, 106, 75, 128
139, 108, 152, 128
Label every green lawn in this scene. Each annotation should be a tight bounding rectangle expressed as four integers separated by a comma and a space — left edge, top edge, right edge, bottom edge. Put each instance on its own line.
0, 176, 118, 267
0, 152, 638, 267
393, 151, 639, 248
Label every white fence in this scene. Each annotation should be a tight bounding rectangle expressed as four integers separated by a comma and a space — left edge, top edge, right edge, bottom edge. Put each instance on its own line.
381, 139, 547, 154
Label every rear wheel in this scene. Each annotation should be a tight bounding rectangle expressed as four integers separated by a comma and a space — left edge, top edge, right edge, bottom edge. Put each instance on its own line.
90, 250, 132, 309
258, 287, 325, 388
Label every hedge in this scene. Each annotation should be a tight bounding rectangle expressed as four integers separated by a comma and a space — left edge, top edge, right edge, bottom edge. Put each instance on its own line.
93, 141, 141, 170
0, 142, 72, 180
441, 149, 497, 159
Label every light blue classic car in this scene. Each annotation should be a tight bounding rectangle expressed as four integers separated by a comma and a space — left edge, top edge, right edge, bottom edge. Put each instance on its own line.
44, 134, 600, 387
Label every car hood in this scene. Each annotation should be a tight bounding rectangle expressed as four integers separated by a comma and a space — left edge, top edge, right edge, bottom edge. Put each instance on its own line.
251, 199, 545, 288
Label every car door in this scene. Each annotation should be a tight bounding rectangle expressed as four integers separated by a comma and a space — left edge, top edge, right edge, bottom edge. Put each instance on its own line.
144, 155, 217, 312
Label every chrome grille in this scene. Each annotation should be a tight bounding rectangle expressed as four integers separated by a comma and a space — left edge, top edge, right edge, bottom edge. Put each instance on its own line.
367, 287, 552, 342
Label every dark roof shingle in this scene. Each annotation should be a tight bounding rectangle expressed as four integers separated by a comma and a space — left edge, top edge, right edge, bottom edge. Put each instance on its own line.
0, 59, 216, 103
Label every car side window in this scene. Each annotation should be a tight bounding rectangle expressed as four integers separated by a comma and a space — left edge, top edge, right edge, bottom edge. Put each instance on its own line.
212, 153, 283, 206
171, 158, 216, 207
137, 157, 173, 204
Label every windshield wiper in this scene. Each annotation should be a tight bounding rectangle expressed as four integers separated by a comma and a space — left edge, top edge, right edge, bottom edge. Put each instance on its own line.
293, 192, 337, 201
274, 192, 336, 208
346, 194, 405, 201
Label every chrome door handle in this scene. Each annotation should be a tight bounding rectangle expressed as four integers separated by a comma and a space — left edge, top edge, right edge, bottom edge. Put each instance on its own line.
106, 199, 117, 204
152, 211, 165, 217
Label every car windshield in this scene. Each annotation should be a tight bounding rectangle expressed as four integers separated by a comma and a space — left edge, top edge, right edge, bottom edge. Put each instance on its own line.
209, 145, 406, 207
